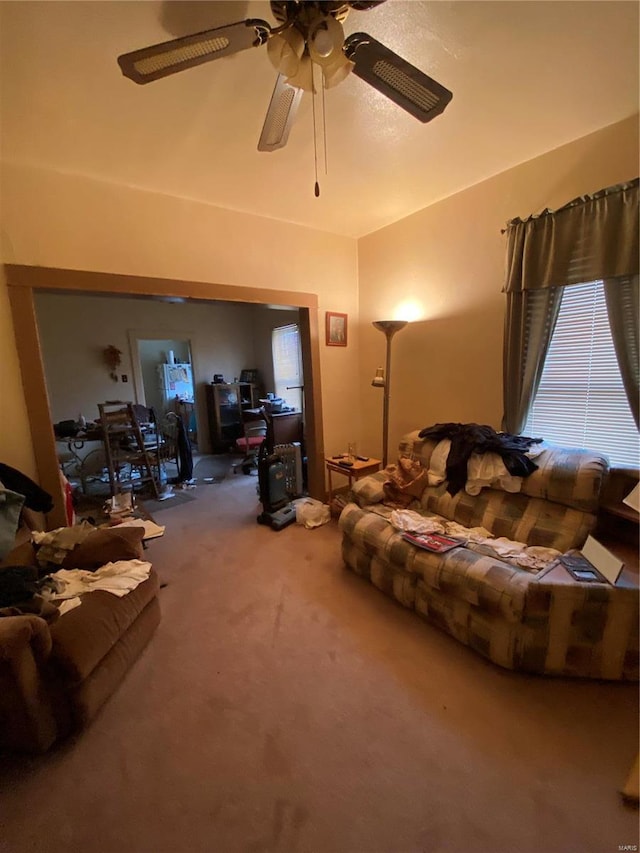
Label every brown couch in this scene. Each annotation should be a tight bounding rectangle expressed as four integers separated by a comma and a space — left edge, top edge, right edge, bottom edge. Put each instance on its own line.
0, 515, 161, 753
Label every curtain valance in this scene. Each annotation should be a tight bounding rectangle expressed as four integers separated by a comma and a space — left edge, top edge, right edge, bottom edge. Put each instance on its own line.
503, 178, 639, 293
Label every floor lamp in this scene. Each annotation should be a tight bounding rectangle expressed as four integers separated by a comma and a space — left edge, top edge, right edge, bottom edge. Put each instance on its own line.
372, 320, 408, 467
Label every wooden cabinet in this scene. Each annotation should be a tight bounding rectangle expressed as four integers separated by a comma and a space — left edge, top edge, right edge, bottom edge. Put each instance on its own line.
205, 383, 258, 452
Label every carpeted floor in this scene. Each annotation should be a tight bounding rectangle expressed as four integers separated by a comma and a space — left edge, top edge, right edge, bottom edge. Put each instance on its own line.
138, 489, 198, 515
192, 453, 235, 480
2, 475, 638, 853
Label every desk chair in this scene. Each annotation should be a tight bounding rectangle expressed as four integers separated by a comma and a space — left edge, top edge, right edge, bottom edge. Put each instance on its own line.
233, 418, 267, 474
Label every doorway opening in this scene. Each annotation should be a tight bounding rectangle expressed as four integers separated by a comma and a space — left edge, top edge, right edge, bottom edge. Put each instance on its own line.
7, 264, 324, 528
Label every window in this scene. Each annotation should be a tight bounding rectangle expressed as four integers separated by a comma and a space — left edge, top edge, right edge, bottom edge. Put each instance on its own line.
272, 324, 303, 413
524, 280, 639, 467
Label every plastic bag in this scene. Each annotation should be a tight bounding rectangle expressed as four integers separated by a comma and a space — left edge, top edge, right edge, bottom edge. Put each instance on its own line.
294, 498, 331, 529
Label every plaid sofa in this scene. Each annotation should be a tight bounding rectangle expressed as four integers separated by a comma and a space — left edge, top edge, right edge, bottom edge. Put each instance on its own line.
339, 431, 639, 680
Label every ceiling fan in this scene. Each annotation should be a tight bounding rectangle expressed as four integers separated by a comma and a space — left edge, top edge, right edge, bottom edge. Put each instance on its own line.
117, 1, 453, 153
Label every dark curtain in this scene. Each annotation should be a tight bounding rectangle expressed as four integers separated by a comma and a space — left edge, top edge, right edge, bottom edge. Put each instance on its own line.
604, 275, 639, 428
502, 179, 639, 433
502, 288, 563, 434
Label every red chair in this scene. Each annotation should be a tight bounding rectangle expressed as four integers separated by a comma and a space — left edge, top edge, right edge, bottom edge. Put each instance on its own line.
234, 419, 267, 474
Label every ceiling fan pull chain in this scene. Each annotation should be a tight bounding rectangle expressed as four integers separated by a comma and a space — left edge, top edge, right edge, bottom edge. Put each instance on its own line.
311, 65, 320, 198
322, 76, 328, 176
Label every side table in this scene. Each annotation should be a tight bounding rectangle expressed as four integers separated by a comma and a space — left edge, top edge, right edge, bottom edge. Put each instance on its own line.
325, 456, 382, 501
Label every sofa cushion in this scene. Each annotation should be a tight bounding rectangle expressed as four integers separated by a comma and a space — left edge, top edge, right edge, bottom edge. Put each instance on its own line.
48, 568, 159, 685
340, 503, 530, 621
419, 488, 595, 552
517, 446, 608, 512
351, 470, 388, 507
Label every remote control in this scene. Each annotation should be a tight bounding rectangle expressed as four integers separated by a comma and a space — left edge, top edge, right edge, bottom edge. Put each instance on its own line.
356, 455, 369, 461
338, 460, 354, 467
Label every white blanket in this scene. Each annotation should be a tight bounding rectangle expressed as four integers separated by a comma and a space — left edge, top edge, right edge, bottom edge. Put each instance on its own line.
47, 559, 152, 601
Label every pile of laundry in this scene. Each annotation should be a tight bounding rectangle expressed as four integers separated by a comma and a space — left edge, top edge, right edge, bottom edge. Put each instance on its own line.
418, 422, 545, 496
1, 520, 155, 621
389, 508, 561, 572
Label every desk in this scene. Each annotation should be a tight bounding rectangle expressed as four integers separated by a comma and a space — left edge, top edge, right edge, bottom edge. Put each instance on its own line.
244, 409, 304, 449
326, 456, 381, 500
272, 412, 303, 447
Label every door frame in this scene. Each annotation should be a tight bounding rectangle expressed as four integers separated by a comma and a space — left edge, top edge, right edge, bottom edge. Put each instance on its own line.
6, 264, 324, 528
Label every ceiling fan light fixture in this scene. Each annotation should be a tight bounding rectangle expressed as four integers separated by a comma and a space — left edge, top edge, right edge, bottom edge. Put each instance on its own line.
322, 54, 354, 89
311, 26, 333, 58
267, 27, 305, 78
308, 15, 345, 66
285, 55, 314, 92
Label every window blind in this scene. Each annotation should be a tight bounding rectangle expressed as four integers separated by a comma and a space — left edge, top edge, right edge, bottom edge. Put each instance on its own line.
524, 280, 639, 467
272, 324, 303, 413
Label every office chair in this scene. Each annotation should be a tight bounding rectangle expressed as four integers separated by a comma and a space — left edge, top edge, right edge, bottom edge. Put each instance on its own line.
233, 418, 267, 475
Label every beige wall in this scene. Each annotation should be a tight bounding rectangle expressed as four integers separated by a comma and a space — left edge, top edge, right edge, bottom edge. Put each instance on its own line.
357, 115, 639, 461
0, 265, 37, 477
2, 115, 637, 478
0, 164, 360, 472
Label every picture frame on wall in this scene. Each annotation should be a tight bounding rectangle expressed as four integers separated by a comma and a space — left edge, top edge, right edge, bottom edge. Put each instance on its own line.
326, 312, 348, 347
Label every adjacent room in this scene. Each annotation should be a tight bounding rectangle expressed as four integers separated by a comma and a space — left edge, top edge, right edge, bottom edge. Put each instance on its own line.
0, 1, 638, 852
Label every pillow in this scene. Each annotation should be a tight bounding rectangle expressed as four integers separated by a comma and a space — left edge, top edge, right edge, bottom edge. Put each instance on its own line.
61, 526, 145, 570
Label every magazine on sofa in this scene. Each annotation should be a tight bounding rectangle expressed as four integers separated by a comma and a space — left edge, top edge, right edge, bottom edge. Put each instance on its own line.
401, 532, 463, 553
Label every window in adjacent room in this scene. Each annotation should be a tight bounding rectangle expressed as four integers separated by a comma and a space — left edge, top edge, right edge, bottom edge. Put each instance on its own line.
272, 324, 303, 413
524, 280, 639, 467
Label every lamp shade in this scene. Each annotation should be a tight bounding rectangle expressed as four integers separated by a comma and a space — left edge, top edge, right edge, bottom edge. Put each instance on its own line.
372, 320, 408, 336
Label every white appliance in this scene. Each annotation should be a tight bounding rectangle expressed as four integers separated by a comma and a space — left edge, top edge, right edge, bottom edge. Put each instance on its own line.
157, 363, 194, 410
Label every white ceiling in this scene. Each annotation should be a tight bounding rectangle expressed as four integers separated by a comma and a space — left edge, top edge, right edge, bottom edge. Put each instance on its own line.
1, 1, 638, 238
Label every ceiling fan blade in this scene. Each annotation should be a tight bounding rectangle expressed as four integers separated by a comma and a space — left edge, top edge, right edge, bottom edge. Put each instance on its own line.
343, 32, 452, 123
257, 74, 303, 152
347, 1, 388, 9
118, 19, 271, 84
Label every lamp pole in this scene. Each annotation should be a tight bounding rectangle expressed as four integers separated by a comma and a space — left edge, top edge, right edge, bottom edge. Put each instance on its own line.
372, 320, 408, 467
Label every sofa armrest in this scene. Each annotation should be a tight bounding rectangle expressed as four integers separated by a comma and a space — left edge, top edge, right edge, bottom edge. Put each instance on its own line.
0, 615, 59, 753
0, 615, 52, 663
350, 470, 389, 507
